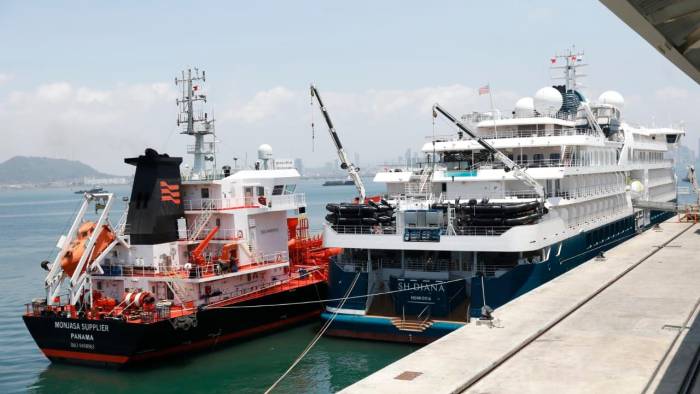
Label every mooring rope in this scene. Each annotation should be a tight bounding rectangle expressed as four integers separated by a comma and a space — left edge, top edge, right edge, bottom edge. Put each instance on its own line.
203, 276, 469, 310
264, 271, 362, 394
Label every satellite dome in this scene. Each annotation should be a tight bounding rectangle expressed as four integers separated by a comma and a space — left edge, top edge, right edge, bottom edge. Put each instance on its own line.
598, 91, 624, 109
533, 87, 563, 116
257, 144, 273, 160
629, 180, 644, 196
514, 97, 534, 117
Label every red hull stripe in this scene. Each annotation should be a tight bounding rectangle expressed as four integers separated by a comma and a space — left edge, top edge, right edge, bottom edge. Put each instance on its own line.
42, 349, 130, 364
40, 309, 321, 365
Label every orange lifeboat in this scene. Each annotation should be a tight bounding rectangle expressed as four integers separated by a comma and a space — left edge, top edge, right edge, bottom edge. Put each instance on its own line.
60, 221, 116, 277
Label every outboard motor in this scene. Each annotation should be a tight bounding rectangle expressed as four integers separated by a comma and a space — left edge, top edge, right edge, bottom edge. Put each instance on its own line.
124, 148, 184, 245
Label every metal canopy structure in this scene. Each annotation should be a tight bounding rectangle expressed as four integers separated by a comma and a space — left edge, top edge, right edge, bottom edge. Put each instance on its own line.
600, 0, 700, 84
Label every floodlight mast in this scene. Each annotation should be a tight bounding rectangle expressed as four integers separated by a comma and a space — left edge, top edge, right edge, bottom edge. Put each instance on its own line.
310, 84, 366, 201
432, 103, 546, 201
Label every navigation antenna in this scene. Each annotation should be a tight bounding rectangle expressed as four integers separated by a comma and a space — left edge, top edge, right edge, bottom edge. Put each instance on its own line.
550, 47, 587, 92
176, 68, 216, 179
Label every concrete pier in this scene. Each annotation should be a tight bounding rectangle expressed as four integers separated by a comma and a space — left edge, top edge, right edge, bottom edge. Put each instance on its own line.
342, 220, 700, 393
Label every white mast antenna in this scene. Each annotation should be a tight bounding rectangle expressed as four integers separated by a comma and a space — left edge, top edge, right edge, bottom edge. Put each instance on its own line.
550, 47, 586, 92
175, 68, 216, 179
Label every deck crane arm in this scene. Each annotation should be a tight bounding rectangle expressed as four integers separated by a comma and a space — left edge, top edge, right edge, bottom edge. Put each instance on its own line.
310, 84, 366, 201
432, 103, 546, 201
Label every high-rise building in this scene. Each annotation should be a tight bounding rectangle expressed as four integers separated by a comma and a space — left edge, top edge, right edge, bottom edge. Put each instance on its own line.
294, 158, 304, 176
405, 148, 412, 167
354, 152, 360, 167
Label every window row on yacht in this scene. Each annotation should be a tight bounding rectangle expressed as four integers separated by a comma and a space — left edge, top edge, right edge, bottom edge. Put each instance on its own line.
437, 145, 619, 171
557, 194, 628, 227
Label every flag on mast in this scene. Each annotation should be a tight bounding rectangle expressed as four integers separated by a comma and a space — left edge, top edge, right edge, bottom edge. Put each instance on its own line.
478, 84, 490, 95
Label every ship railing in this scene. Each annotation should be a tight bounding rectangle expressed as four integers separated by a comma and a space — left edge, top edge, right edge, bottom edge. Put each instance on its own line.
405, 258, 450, 272
462, 111, 576, 123
184, 197, 251, 210
97, 254, 288, 279
427, 125, 598, 142
451, 226, 511, 236
182, 227, 243, 241
184, 194, 305, 211
251, 251, 289, 265
330, 224, 398, 235
328, 223, 511, 237
25, 296, 76, 317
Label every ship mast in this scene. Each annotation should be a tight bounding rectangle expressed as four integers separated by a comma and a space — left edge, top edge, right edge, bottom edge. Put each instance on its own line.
550, 47, 586, 92
176, 68, 216, 179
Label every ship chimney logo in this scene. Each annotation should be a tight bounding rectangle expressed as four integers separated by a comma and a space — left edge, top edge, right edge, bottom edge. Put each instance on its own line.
160, 181, 181, 205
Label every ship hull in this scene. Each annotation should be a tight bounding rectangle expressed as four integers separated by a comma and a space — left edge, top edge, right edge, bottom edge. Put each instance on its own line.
24, 282, 326, 367
322, 210, 676, 344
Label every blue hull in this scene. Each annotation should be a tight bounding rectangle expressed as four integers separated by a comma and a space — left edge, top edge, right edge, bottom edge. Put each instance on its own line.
322, 210, 676, 343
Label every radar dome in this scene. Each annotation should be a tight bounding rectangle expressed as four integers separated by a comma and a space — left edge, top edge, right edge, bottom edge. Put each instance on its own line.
514, 97, 534, 117
257, 144, 273, 160
598, 91, 624, 109
629, 180, 644, 196
533, 87, 563, 116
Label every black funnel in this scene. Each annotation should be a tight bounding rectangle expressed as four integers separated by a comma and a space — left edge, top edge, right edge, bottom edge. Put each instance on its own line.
124, 148, 184, 245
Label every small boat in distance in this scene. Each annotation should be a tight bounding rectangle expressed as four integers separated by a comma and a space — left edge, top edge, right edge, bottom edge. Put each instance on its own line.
74, 186, 104, 194
323, 179, 355, 186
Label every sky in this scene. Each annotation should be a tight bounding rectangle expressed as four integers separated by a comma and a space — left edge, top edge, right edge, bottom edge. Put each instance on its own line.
0, 0, 698, 175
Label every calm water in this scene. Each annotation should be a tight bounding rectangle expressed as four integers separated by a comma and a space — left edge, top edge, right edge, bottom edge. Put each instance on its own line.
0, 180, 417, 394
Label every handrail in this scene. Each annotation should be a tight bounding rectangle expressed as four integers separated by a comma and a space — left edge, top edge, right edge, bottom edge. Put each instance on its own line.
328, 224, 511, 237
97, 252, 289, 279
183, 194, 305, 211
427, 126, 598, 141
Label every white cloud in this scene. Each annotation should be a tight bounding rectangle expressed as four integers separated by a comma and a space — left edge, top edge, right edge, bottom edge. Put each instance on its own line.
3, 79, 695, 174
0, 73, 13, 85
224, 86, 296, 123
0, 81, 178, 173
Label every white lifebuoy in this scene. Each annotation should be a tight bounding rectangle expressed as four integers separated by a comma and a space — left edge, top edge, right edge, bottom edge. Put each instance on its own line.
237, 230, 244, 239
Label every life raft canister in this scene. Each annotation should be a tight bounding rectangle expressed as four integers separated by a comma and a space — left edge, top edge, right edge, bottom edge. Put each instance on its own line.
123, 291, 155, 307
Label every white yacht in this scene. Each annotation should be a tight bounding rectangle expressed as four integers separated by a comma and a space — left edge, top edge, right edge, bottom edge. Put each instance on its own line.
320, 50, 685, 343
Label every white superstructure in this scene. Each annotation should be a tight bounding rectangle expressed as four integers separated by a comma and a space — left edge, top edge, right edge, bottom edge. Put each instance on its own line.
320, 50, 687, 338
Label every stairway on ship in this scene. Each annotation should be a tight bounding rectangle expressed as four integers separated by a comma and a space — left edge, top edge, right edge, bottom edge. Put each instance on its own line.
366, 293, 471, 332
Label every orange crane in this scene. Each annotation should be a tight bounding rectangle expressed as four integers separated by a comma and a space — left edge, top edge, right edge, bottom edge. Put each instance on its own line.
190, 226, 219, 266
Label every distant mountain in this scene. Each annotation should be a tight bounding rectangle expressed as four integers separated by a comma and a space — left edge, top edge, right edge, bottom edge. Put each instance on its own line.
0, 156, 116, 184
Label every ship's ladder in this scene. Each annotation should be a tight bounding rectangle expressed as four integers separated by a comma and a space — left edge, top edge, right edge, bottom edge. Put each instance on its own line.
189, 199, 215, 240
160, 268, 190, 306
562, 145, 573, 166
418, 167, 433, 193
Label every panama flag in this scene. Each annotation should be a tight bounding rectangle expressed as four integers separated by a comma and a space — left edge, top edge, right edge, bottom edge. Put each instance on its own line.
478, 84, 490, 95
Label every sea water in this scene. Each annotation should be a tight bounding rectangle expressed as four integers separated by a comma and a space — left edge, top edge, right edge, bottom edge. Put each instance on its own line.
0, 180, 416, 394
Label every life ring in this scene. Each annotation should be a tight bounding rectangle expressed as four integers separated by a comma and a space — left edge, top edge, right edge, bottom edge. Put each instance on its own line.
236, 230, 243, 239
258, 196, 267, 205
